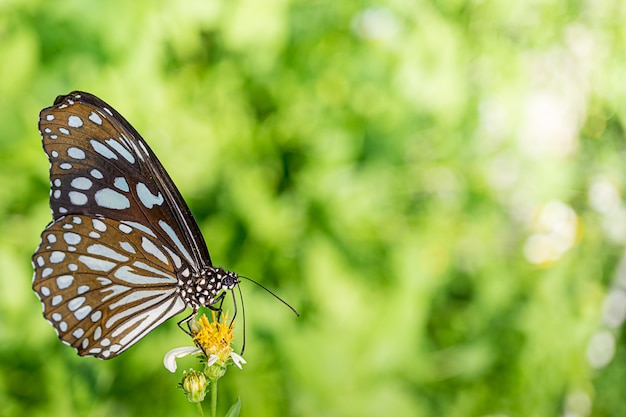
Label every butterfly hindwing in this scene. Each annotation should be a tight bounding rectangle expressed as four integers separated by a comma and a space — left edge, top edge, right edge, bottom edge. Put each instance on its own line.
32, 214, 187, 359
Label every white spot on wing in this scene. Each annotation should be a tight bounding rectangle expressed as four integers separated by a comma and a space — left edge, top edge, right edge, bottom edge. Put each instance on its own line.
87, 244, 129, 262
106, 138, 136, 164
137, 141, 150, 157
118, 223, 132, 234
68, 191, 88, 205
51, 295, 63, 306
89, 111, 103, 125
92, 218, 107, 232
90, 311, 102, 322
71, 177, 93, 190
68, 297, 85, 311
114, 177, 130, 192
141, 237, 169, 265
68, 115, 83, 128
49, 251, 66, 264
94, 188, 131, 210
90, 169, 104, 179
56, 275, 74, 289
119, 241, 136, 254
136, 183, 164, 208
162, 246, 183, 269
114, 264, 176, 285
63, 232, 81, 245
159, 220, 194, 266
128, 140, 145, 162
96, 277, 112, 286
67, 147, 86, 160
90, 139, 118, 160
122, 221, 156, 237
74, 305, 92, 320
100, 284, 131, 302
78, 255, 116, 272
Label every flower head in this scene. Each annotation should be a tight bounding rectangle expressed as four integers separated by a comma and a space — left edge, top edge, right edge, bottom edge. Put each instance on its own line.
163, 311, 246, 374
193, 311, 247, 372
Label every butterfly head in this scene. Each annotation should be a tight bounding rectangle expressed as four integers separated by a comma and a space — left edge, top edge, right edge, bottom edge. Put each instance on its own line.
218, 268, 239, 290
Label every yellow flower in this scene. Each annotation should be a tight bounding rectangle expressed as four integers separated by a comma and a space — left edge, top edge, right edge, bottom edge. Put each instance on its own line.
163, 311, 246, 374
193, 312, 233, 361
192, 312, 246, 370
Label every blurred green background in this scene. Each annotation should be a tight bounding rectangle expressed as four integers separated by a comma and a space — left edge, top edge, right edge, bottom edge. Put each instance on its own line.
2, 0, 626, 416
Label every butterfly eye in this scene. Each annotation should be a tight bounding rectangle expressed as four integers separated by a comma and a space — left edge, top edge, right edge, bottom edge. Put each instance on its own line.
32, 91, 238, 359
222, 273, 239, 289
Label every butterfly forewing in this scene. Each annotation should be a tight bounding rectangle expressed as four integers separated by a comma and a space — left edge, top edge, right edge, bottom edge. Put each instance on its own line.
39, 91, 211, 269
33, 215, 187, 358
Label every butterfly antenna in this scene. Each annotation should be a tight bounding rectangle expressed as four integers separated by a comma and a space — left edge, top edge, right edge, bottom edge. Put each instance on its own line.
239, 275, 300, 317
236, 285, 247, 355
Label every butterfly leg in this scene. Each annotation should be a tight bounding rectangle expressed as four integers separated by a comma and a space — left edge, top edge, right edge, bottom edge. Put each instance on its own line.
176, 291, 229, 336
177, 305, 200, 336
208, 292, 226, 321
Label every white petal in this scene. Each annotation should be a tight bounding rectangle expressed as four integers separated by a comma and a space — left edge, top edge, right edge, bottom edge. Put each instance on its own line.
230, 352, 247, 369
206, 354, 219, 367
163, 346, 202, 373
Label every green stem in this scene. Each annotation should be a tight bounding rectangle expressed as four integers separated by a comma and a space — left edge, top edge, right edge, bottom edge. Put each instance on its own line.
209, 378, 218, 417
196, 402, 206, 417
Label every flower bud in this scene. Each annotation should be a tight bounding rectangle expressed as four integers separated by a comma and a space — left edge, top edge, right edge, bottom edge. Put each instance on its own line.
180, 369, 207, 403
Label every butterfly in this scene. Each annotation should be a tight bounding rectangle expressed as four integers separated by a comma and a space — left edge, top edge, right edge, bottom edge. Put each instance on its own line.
32, 91, 239, 359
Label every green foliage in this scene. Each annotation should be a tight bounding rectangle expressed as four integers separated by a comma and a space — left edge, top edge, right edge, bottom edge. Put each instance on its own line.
225, 398, 241, 417
1, 0, 626, 416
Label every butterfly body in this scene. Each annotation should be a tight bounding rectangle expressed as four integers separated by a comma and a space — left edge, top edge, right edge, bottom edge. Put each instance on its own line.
32, 91, 238, 359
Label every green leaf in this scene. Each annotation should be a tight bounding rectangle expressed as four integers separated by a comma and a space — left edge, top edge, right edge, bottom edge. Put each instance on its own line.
224, 398, 241, 417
